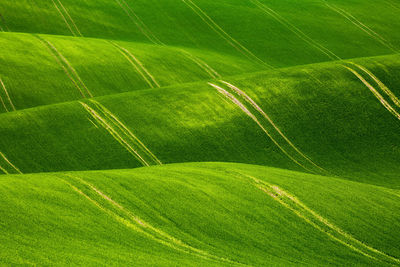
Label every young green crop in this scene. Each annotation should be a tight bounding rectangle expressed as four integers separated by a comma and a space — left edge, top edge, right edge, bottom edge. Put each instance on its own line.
0, 163, 399, 266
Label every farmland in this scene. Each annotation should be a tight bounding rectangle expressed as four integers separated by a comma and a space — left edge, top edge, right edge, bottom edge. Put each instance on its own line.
0, 0, 399, 265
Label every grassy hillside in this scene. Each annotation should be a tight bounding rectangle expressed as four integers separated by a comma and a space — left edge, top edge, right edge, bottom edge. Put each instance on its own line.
1, 0, 399, 113
1, 53, 400, 187
1, 0, 399, 265
1, 0, 398, 67
0, 32, 261, 112
1, 162, 399, 266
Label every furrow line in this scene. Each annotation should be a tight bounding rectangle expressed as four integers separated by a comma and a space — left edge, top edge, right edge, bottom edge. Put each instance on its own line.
245, 174, 400, 265
62, 175, 242, 265
0, 78, 15, 111
250, 0, 340, 60
343, 65, 400, 121
0, 13, 9, 32
0, 93, 8, 112
209, 82, 313, 172
349, 62, 400, 107
0, 165, 8, 174
34, 35, 92, 98
182, 0, 270, 67
111, 1, 219, 81
55, 0, 83, 37
179, 49, 221, 79
221, 80, 328, 174
88, 99, 162, 165
109, 41, 160, 88
0, 152, 22, 174
324, 2, 397, 52
42, 39, 92, 97
114, 0, 163, 45
51, 0, 76, 36
79, 101, 150, 166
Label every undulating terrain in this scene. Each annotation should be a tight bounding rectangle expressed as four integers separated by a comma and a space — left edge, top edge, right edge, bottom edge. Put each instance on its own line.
0, 0, 399, 265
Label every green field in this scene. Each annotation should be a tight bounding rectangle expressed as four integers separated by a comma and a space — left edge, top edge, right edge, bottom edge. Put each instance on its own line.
1, 0, 399, 265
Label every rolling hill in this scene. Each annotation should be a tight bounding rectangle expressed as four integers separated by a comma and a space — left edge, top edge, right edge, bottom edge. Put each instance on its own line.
0, 0, 399, 265
1, 163, 400, 266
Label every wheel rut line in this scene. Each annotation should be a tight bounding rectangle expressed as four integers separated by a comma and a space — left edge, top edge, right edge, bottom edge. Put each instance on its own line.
179, 49, 221, 79
181, 0, 271, 68
51, 0, 75, 36
110, 1, 222, 81
114, 0, 163, 45
0, 165, 8, 174
250, 0, 340, 60
348, 62, 400, 107
79, 100, 162, 166
0, 152, 21, 174
42, 38, 92, 97
88, 99, 162, 165
209, 82, 313, 173
51, 0, 81, 37
0, 92, 8, 112
60, 174, 244, 266
34, 35, 92, 98
343, 64, 400, 121
109, 41, 160, 88
221, 80, 328, 174
324, 1, 397, 52
210, 81, 327, 174
0, 13, 10, 32
384, 0, 400, 11
34, 35, 86, 98
79, 101, 150, 166
55, 0, 82, 37
241, 173, 400, 265
0, 78, 15, 111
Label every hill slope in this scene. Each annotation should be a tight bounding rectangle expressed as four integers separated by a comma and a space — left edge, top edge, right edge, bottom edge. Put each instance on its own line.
1, 53, 400, 187
0, 32, 262, 112
1, 162, 399, 266
1, 0, 398, 67
1, 0, 400, 265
